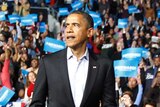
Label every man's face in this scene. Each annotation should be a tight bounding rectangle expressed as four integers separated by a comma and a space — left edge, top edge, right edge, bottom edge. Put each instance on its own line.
154, 57, 160, 67
65, 14, 91, 50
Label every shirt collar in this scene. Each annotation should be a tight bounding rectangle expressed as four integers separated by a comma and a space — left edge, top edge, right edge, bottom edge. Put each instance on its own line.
67, 47, 89, 60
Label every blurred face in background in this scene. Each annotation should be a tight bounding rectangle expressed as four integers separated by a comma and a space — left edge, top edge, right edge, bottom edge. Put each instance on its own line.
31, 59, 39, 68
28, 72, 36, 83
153, 57, 160, 67
128, 78, 137, 89
0, 33, 5, 42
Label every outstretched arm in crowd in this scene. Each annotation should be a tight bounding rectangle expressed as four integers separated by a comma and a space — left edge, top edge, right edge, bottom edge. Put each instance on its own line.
134, 75, 143, 106
1, 48, 12, 89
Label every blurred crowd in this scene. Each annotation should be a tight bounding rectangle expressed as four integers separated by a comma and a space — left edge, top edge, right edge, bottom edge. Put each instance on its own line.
0, 0, 160, 107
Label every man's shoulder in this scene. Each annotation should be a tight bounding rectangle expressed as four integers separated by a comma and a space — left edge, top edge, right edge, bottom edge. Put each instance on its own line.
92, 53, 113, 66
42, 48, 67, 60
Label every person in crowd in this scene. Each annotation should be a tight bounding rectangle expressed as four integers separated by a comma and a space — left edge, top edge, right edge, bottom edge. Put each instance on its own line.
144, 71, 160, 107
98, 0, 109, 16
143, 99, 156, 107
144, 54, 160, 96
89, 26, 104, 54
121, 76, 143, 106
30, 10, 116, 107
14, 0, 30, 16
119, 91, 138, 107
26, 71, 36, 99
144, 1, 155, 20
26, 57, 39, 74
0, 47, 12, 89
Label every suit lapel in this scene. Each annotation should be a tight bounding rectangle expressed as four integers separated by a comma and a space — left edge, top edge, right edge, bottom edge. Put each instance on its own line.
59, 49, 75, 107
81, 52, 99, 106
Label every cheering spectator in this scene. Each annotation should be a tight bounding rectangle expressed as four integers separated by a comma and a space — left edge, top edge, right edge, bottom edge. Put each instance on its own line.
144, 71, 160, 107
14, 0, 30, 16
0, 47, 12, 89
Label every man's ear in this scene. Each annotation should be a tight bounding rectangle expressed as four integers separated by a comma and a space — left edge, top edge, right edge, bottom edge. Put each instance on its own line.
87, 28, 94, 38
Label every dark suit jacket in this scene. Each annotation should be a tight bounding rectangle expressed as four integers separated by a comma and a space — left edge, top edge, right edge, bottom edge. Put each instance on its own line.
29, 48, 116, 107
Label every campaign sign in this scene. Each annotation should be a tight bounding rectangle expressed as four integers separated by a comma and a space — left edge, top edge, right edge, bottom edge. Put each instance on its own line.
8, 14, 20, 24
44, 37, 66, 53
114, 59, 139, 77
128, 5, 139, 14
0, 12, 6, 21
45, 0, 50, 3
157, 11, 160, 18
88, 11, 100, 19
21, 69, 29, 85
39, 22, 46, 33
118, 18, 128, 28
71, 1, 83, 11
59, 8, 69, 16
20, 16, 33, 26
21, 69, 29, 76
122, 48, 142, 59
142, 48, 149, 59
93, 17, 102, 29
0, 86, 15, 106
27, 14, 38, 22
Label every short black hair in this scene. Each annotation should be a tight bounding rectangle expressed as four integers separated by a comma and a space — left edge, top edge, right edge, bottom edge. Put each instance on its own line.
69, 10, 94, 28
144, 99, 156, 107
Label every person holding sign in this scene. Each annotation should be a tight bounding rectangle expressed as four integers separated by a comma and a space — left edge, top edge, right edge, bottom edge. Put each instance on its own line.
14, 0, 30, 16
30, 11, 116, 107
0, 47, 12, 90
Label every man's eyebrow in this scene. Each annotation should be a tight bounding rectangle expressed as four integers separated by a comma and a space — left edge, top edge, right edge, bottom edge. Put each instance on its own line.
65, 22, 80, 25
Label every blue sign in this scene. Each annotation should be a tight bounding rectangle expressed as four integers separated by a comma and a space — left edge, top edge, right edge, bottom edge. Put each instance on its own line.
21, 69, 29, 76
45, 0, 50, 3
39, 22, 46, 33
128, 5, 140, 14
44, 37, 66, 53
88, 11, 100, 18
158, 11, 160, 18
93, 17, 102, 29
118, 18, 128, 28
27, 14, 38, 22
122, 48, 143, 60
59, 8, 69, 16
21, 69, 29, 85
114, 59, 139, 77
21, 16, 33, 26
0, 86, 15, 106
141, 48, 149, 59
88, 11, 101, 29
0, 12, 6, 21
71, 1, 83, 11
8, 14, 20, 24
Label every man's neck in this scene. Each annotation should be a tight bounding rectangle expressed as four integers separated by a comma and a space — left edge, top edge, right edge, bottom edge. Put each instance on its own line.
70, 47, 87, 61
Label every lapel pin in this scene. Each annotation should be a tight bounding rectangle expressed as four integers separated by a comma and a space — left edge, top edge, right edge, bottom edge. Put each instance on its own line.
93, 66, 97, 69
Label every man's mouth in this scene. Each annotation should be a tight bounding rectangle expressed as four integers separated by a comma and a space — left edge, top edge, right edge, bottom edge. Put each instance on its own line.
67, 36, 75, 40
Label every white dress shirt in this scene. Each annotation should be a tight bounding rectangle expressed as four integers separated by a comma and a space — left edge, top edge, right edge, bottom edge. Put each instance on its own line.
67, 47, 89, 107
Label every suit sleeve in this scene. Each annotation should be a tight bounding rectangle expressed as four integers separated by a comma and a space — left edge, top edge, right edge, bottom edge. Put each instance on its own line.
29, 58, 48, 107
102, 61, 117, 107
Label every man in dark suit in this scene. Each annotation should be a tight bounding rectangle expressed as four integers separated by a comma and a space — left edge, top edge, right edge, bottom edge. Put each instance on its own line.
29, 11, 116, 107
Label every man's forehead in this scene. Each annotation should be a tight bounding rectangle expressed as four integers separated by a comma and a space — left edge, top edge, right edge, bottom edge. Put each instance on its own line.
66, 14, 83, 20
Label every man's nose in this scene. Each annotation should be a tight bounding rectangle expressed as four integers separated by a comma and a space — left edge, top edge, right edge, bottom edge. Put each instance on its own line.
66, 25, 73, 33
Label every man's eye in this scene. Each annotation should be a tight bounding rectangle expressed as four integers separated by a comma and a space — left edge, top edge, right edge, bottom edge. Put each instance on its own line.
73, 23, 80, 27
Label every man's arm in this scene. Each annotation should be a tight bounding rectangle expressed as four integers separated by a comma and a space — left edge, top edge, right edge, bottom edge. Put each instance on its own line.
102, 61, 117, 107
29, 58, 48, 107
